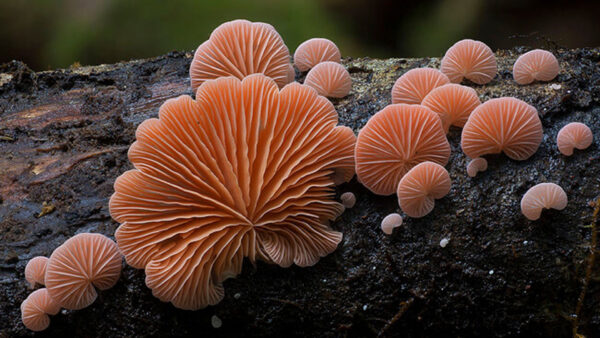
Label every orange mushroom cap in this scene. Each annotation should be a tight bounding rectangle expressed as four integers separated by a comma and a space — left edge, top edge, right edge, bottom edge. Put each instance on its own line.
304, 61, 352, 98
20, 288, 60, 332
355, 104, 450, 196
381, 213, 403, 235
421, 83, 481, 133
190, 19, 291, 92
441, 39, 497, 85
293, 38, 341, 72
513, 49, 559, 85
466, 157, 488, 177
396, 161, 451, 218
109, 74, 356, 310
25, 256, 48, 289
520, 183, 568, 221
556, 122, 594, 156
391, 68, 450, 105
45, 233, 122, 310
461, 97, 543, 160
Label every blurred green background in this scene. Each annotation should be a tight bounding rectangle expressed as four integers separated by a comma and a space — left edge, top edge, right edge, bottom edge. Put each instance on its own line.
1, 0, 598, 71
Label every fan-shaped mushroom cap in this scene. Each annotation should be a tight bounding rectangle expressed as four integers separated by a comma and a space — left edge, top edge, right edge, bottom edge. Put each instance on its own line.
466, 157, 488, 177
441, 39, 497, 85
25, 256, 48, 289
381, 213, 403, 235
304, 61, 352, 98
340, 192, 356, 209
513, 49, 559, 85
109, 74, 356, 310
294, 38, 341, 72
520, 183, 568, 221
45, 233, 122, 310
391, 68, 450, 105
20, 288, 60, 332
396, 161, 451, 218
190, 19, 291, 91
421, 83, 481, 132
556, 122, 593, 156
461, 97, 543, 160
355, 104, 451, 196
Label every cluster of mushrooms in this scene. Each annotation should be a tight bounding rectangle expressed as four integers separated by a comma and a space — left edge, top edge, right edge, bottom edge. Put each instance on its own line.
21, 19, 595, 331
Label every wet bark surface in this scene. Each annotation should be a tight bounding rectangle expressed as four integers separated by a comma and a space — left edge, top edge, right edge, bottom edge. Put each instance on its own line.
1, 48, 599, 337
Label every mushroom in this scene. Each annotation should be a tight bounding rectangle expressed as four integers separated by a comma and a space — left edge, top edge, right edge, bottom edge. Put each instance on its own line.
421, 83, 481, 133
396, 161, 451, 218
293, 38, 341, 72
340, 192, 356, 209
461, 97, 543, 160
25, 256, 48, 289
556, 122, 593, 156
355, 104, 451, 195
391, 68, 450, 104
20, 288, 60, 332
441, 39, 497, 85
287, 63, 296, 83
45, 233, 122, 310
381, 213, 403, 235
109, 74, 356, 310
304, 61, 352, 98
520, 183, 568, 221
513, 49, 559, 85
190, 19, 291, 91
466, 157, 488, 177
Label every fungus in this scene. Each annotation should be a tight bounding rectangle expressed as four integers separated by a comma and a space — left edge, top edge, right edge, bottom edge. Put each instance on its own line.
25, 256, 48, 289
190, 19, 291, 91
391, 68, 450, 104
396, 161, 451, 218
441, 39, 497, 85
109, 74, 356, 310
421, 83, 481, 132
20, 288, 60, 332
355, 104, 450, 195
287, 63, 296, 83
293, 38, 341, 72
45, 233, 122, 310
381, 213, 403, 235
513, 49, 559, 85
340, 192, 356, 209
520, 183, 568, 221
556, 122, 593, 156
304, 61, 352, 98
461, 97, 543, 160
466, 157, 488, 177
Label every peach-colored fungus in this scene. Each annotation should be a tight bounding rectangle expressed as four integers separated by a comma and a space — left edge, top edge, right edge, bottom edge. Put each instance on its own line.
287, 63, 296, 83
520, 183, 568, 221
381, 213, 403, 235
556, 122, 594, 156
25, 256, 48, 289
391, 68, 450, 104
304, 61, 352, 98
20, 288, 60, 332
513, 49, 559, 85
396, 161, 451, 218
466, 157, 488, 177
461, 97, 543, 160
294, 38, 341, 72
340, 192, 356, 209
441, 39, 497, 85
421, 83, 481, 132
355, 104, 450, 195
45, 233, 122, 310
190, 19, 291, 91
109, 74, 356, 310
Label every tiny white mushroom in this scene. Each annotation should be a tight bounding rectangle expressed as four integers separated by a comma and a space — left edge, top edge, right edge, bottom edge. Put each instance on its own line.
340, 192, 356, 209
381, 213, 403, 235
211, 315, 222, 329
439, 238, 450, 248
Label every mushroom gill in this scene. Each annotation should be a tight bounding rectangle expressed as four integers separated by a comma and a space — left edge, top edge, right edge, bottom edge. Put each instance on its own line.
441, 39, 497, 85
304, 61, 352, 98
421, 83, 481, 133
21, 288, 60, 332
396, 161, 451, 218
391, 68, 450, 104
556, 122, 594, 156
109, 74, 356, 310
25, 256, 48, 289
513, 49, 559, 85
521, 183, 568, 221
293, 38, 341, 72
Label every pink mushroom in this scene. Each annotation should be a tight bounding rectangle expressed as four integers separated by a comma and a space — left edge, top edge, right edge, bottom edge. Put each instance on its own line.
556, 122, 594, 156
294, 38, 341, 72
441, 39, 497, 85
466, 157, 488, 177
381, 213, 403, 235
396, 161, 451, 218
25, 256, 48, 289
20, 288, 60, 332
520, 183, 568, 221
421, 83, 481, 133
391, 68, 450, 104
513, 49, 559, 85
304, 61, 352, 98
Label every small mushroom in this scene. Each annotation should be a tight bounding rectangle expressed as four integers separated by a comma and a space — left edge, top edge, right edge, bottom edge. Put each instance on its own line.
391, 68, 450, 104
520, 183, 568, 221
25, 256, 48, 289
340, 192, 356, 209
421, 83, 481, 133
441, 39, 497, 85
381, 213, 403, 235
396, 161, 451, 218
20, 288, 60, 332
293, 38, 341, 72
556, 122, 593, 156
513, 49, 559, 85
304, 61, 352, 98
466, 157, 488, 177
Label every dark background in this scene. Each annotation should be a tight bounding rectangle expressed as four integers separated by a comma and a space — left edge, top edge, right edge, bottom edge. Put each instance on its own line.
1, 0, 599, 71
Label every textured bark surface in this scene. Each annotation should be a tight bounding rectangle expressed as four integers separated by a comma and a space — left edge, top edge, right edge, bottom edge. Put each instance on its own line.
1, 48, 599, 337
